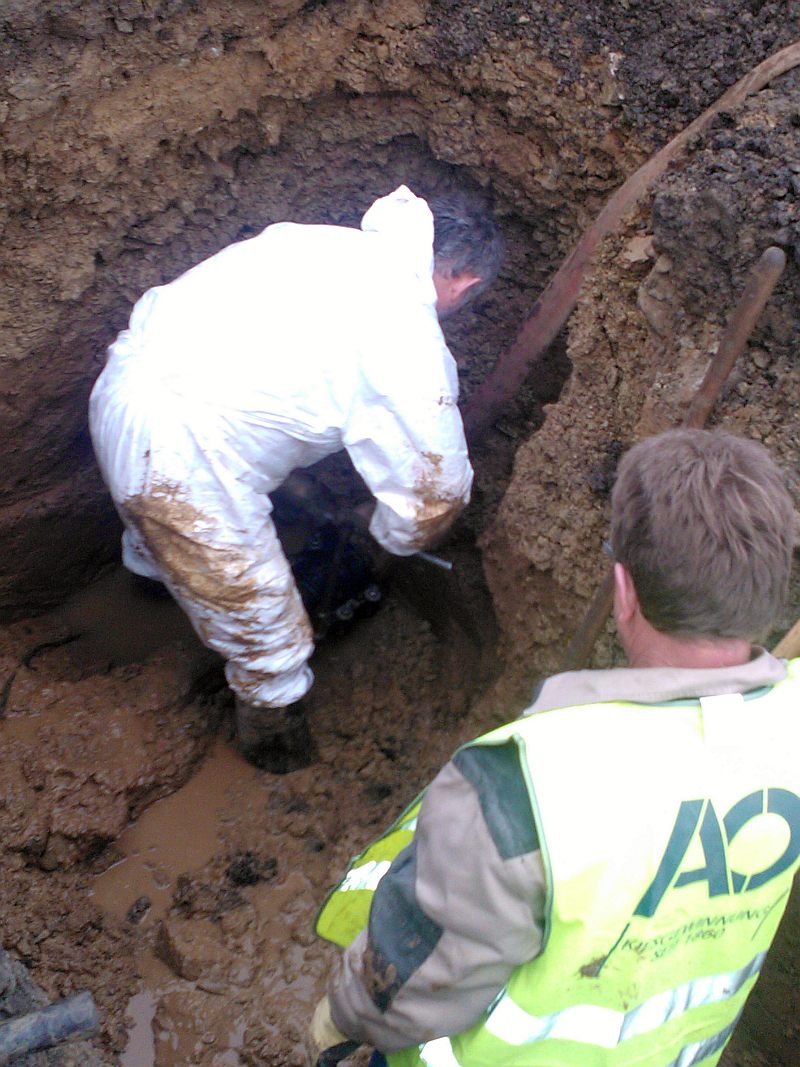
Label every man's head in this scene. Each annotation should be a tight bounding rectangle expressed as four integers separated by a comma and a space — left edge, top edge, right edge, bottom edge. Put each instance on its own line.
611, 428, 794, 645
428, 189, 505, 318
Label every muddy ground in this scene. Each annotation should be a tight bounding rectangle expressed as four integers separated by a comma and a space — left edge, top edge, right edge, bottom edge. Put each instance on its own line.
1, 2, 799, 1065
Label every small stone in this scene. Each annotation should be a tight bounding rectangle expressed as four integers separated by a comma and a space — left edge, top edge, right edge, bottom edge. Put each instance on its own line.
227, 852, 265, 887
126, 896, 152, 924
622, 234, 654, 264
750, 348, 770, 370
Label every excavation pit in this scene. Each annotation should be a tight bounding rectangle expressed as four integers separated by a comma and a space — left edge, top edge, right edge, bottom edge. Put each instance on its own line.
1, 3, 799, 1065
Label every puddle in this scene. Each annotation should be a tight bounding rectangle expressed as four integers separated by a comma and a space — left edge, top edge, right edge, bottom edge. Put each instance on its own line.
92, 739, 258, 926
50, 567, 199, 667
121, 991, 157, 1067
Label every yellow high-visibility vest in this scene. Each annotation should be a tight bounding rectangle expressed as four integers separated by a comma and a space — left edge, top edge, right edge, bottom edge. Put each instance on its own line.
318, 661, 800, 1066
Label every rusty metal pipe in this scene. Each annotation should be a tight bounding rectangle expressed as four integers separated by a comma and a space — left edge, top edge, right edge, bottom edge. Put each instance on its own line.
559, 571, 616, 673
559, 245, 787, 673
684, 246, 786, 428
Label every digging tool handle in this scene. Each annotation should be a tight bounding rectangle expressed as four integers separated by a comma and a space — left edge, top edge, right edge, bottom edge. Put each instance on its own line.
416, 550, 454, 571
773, 618, 800, 661
284, 485, 455, 573
0, 990, 99, 1062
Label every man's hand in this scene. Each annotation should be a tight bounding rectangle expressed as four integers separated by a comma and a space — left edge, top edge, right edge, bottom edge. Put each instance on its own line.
304, 995, 359, 1067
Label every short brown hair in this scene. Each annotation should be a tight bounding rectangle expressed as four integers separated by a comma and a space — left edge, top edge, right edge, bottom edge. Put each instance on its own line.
611, 428, 794, 640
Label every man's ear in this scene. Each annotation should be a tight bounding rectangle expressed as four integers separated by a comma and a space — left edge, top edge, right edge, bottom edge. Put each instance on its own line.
432, 268, 482, 314
451, 271, 482, 302
613, 561, 639, 626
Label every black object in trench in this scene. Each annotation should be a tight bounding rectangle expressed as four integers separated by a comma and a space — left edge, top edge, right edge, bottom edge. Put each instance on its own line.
270, 472, 383, 638
0, 991, 99, 1061
283, 516, 382, 640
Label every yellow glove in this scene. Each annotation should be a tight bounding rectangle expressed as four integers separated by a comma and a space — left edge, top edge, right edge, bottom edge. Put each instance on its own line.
304, 995, 357, 1066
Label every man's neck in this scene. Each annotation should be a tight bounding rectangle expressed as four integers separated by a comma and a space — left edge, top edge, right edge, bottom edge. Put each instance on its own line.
626, 631, 753, 670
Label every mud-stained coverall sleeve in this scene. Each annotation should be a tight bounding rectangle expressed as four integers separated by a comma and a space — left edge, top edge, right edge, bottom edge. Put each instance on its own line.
328, 743, 547, 1052
340, 305, 474, 557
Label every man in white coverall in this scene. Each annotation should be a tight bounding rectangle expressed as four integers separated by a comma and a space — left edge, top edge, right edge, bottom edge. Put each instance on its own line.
89, 185, 504, 772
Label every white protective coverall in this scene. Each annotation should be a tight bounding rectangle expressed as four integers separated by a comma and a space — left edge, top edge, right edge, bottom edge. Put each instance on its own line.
89, 186, 474, 709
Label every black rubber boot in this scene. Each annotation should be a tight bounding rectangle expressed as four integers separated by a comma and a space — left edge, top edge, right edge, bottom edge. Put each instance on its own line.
235, 698, 317, 773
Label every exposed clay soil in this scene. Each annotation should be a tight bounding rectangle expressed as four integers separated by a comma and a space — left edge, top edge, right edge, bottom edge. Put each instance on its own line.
1, 2, 799, 1066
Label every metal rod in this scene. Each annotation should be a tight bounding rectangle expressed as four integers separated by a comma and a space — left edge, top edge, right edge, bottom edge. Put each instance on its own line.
559, 572, 615, 673
684, 246, 786, 428
416, 551, 454, 571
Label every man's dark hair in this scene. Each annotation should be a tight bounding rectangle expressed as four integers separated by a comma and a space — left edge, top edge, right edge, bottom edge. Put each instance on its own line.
429, 189, 505, 297
611, 428, 795, 641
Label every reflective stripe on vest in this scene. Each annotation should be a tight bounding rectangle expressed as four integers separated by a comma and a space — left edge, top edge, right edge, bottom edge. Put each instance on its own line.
482, 950, 764, 1047
419, 1037, 461, 1067
337, 815, 419, 893
417, 1016, 742, 1067
340, 860, 392, 893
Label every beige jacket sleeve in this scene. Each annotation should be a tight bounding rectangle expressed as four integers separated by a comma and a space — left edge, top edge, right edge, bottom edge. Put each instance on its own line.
328, 742, 547, 1053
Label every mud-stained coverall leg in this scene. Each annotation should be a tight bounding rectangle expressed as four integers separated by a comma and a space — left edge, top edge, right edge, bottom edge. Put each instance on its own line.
121, 488, 315, 709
